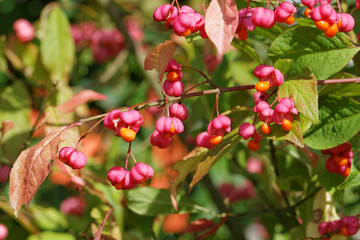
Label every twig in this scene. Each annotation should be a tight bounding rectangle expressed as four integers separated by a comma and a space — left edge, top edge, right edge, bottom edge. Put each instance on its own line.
24, 81, 58, 148
78, 77, 360, 123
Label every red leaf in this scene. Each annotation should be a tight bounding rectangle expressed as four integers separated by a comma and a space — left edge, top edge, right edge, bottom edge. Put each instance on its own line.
205, 0, 238, 55
94, 208, 114, 240
57, 90, 107, 113
144, 40, 176, 81
9, 122, 82, 216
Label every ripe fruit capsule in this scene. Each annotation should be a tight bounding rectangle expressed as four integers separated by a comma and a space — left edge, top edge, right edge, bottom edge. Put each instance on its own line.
209, 135, 223, 146
261, 123, 271, 135
284, 15, 295, 25
238, 29, 248, 41
342, 166, 351, 177
182, 29, 191, 37
166, 71, 179, 82
248, 140, 260, 151
314, 20, 330, 31
120, 128, 136, 142
282, 119, 292, 131
341, 227, 350, 237
255, 81, 270, 92
324, 23, 338, 38
333, 156, 348, 167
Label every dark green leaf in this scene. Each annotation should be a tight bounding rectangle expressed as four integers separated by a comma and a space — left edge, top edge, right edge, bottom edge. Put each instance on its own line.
268, 26, 360, 80
126, 187, 205, 216
304, 95, 360, 149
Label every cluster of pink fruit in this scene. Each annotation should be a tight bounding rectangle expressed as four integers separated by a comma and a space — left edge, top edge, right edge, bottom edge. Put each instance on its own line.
196, 115, 231, 149
71, 22, 125, 63
0, 223, 8, 240
318, 216, 359, 238
12, 19, 35, 43
239, 97, 298, 151
104, 109, 144, 142
103, 109, 156, 189
218, 181, 256, 203
150, 59, 189, 149
236, 2, 297, 40
237, 64, 297, 151
59, 147, 87, 169
107, 163, 154, 190
322, 142, 353, 177
153, 4, 207, 38
60, 196, 86, 217
303, 0, 355, 38
163, 59, 185, 97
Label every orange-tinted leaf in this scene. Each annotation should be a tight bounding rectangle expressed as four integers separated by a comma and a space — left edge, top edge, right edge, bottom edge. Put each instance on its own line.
1, 120, 14, 138
94, 208, 114, 240
205, 0, 238, 55
144, 40, 176, 81
54, 158, 85, 189
9, 122, 81, 216
57, 90, 107, 113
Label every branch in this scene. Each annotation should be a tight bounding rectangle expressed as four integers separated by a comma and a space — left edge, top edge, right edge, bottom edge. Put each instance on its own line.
78, 77, 360, 123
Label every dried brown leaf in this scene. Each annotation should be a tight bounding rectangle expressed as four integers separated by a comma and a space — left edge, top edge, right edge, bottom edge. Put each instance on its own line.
144, 40, 176, 81
205, 0, 238, 55
9, 122, 81, 216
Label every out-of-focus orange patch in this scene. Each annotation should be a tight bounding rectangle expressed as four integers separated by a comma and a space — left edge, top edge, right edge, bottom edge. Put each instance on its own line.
30, 108, 45, 138
150, 173, 170, 189
49, 170, 72, 186
81, 133, 104, 163
162, 213, 190, 234
141, 110, 155, 128
151, 135, 188, 168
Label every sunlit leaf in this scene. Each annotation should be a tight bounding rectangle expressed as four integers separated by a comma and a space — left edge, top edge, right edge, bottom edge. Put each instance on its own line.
205, 0, 238, 55
40, 6, 75, 82
144, 40, 176, 81
126, 187, 204, 216
304, 95, 360, 149
278, 74, 319, 124
56, 90, 107, 113
9, 122, 81, 216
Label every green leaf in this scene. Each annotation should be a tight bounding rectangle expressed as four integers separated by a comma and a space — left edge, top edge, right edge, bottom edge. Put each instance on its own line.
40, 6, 75, 82
0, 81, 31, 162
31, 205, 68, 231
126, 187, 205, 216
267, 115, 304, 148
304, 95, 360, 149
171, 148, 207, 190
278, 74, 319, 124
27, 231, 75, 240
268, 26, 360, 80
231, 38, 263, 64
314, 156, 345, 190
319, 73, 360, 97
188, 128, 241, 192
273, 59, 294, 75
276, 149, 310, 191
